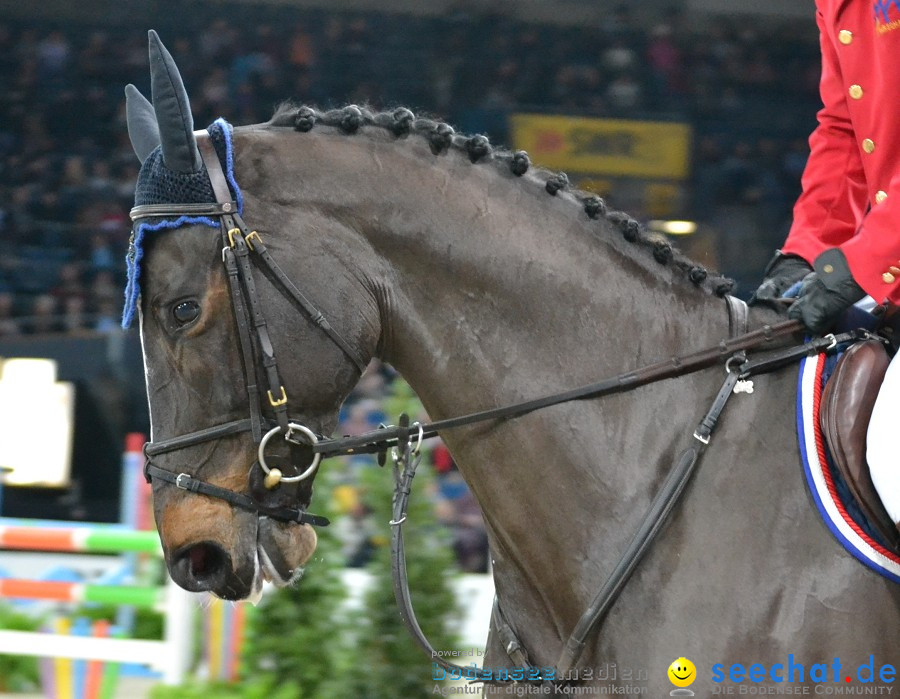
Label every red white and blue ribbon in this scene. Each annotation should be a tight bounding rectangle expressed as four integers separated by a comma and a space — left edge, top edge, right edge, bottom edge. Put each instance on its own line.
797, 352, 900, 583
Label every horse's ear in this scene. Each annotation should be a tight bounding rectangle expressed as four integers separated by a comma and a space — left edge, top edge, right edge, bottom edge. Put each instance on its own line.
148, 30, 202, 173
125, 84, 160, 164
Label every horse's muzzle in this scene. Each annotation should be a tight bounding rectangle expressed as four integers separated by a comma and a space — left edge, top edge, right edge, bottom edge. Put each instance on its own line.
169, 540, 257, 600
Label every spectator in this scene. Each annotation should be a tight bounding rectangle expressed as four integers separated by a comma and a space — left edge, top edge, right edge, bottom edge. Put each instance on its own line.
434, 468, 489, 573
287, 22, 316, 70
0, 292, 20, 336
36, 30, 70, 79
646, 24, 683, 97
93, 299, 119, 333
50, 262, 86, 301
601, 38, 637, 75
605, 71, 643, 112
90, 269, 118, 308
89, 234, 115, 273
61, 295, 89, 333
0, 13, 822, 331
25, 294, 61, 334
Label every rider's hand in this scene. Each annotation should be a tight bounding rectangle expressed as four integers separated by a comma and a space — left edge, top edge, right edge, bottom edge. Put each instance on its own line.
750, 251, 813, 306
787, 248, 866, 334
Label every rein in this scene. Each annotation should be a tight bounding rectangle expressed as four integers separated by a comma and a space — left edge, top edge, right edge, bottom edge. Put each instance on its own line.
132, 130, 869, 686
389, 323, 870, 686
312, 312, 806, 460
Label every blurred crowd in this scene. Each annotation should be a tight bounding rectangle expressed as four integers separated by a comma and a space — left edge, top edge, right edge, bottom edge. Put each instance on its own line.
0, 5, 822, 337
0, 4, 825, 572
330, 361, 490, 573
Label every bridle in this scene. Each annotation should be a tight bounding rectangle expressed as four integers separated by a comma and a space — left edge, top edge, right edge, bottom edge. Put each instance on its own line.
132, 129, 875, 685
133, 132, 367, 527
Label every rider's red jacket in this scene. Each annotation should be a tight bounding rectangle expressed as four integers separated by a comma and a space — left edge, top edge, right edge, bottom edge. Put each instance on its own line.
782, 0, 900, 304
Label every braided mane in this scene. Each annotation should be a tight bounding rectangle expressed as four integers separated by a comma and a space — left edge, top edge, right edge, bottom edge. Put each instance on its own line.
269, 104, 734, 297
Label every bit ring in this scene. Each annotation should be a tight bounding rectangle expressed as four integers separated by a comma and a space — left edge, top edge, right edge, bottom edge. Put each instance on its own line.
258, 423, 321, 482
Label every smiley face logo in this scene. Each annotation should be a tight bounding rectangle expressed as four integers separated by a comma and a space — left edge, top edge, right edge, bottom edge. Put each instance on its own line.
667, 657, 696, 688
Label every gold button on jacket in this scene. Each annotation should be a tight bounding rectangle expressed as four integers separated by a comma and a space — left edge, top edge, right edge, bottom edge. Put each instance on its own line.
849, 84, 863, 99
863, 138, 875, 153
839, 29, 853, 44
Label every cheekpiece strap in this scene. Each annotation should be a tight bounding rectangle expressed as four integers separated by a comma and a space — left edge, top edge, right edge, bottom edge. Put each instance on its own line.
196, 131, 233, 205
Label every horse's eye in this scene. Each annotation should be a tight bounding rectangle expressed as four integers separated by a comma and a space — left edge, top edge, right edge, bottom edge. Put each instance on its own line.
172, 300, 201, 324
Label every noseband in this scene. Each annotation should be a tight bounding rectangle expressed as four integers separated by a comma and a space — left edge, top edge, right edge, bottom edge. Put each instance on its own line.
132, 133, 367, 526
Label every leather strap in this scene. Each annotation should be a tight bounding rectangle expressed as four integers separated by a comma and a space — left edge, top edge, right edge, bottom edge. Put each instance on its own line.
491, 598, 534, 670
130, 201, 237, 220
555, 443, 705, 677
223, 243, 265, 443
145, 464, 329, 526
727, 295, 750, 338
549, 327, 869, 679
196, 130, 233, 204
227, 226, 292, 434
247, 232, 368, 373
388, 416, 536, 683
313, 316, 806, 460
144, 418, 260, 457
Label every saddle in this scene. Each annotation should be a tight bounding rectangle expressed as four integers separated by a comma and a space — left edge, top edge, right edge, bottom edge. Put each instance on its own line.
820, 338, 900, 550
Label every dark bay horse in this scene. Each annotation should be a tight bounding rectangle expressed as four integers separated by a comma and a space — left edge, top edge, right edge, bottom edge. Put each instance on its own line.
127, 32, 899, 694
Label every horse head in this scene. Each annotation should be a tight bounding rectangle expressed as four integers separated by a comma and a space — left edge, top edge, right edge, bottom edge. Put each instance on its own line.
125, 31, 376, 599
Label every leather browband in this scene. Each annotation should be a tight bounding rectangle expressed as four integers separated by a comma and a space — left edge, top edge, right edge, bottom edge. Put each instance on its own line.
130, 201, 238, 221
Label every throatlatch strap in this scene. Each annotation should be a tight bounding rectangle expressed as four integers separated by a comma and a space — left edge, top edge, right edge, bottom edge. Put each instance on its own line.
249, 234, 368, 374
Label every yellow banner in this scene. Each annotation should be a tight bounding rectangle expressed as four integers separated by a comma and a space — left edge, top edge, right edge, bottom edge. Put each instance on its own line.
509, 114, 690, 179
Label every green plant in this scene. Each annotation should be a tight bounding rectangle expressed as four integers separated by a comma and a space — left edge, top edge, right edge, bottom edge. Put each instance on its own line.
151, 677, 301, 699
242, 487, 350, 699
0, 602, 43, 692
335, 381, 462, 698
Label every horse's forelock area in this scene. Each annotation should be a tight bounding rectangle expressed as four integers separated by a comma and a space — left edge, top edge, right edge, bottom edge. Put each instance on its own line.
266, 104, 735, 298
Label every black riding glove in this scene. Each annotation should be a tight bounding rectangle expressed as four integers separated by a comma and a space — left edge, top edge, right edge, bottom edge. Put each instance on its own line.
750, 251, 813, 306
787, 248, 866, 333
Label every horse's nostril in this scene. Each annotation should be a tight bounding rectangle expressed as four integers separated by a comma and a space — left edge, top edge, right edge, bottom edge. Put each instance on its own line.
189, 542, 224, 578
171, 541, 230, 592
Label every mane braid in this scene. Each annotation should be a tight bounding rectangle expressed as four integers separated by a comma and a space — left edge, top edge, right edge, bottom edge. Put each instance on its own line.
269, 103, 735, 297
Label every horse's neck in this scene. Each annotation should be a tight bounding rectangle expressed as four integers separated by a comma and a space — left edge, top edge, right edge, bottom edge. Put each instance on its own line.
348, 152, 731, 430
364, 170, 733, 652
248, 127, 733, 649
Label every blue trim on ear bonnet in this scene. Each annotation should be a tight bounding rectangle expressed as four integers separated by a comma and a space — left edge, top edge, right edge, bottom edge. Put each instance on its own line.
122, 118, 242, 328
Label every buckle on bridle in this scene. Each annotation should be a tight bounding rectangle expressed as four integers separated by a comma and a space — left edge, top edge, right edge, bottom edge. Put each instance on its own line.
245, 231, 261, 250
267, 386, 288, 407
175, 473, 192, 490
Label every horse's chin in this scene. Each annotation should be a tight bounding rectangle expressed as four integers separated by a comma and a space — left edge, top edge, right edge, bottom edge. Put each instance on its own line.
205, 518, 317, 603
255, 517, 318, 590
257, 545, 304, 589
